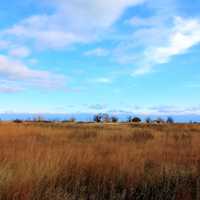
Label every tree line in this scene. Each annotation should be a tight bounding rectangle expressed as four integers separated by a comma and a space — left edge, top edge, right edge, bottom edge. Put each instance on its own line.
5, 114, 174, 124
93, 113, 174, 124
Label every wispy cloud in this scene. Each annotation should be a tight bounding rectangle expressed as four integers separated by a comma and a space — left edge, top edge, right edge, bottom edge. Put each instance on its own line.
107, 105, 200, 116
0, 40, 10, 50
0, 55, 65, 89
88, 104, 107, 110
126, 16, 162, 27
0, 79, 24, 93
148, 105, 200, 115
2, 0, 146, 50
0, 85, 23, 93
93, 77, 112, 84
8, 46, 31, 58
0, 0, 146, 92
132, 17, 200, 75
84, 48, 109, 57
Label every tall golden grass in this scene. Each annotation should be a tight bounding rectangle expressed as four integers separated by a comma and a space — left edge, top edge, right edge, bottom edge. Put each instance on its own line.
0, 122, 200, 199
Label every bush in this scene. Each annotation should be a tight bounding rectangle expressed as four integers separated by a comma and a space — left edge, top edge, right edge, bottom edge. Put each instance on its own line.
111, 116, 118, 123
13, 119, 23, 123
132, 117, 142, 123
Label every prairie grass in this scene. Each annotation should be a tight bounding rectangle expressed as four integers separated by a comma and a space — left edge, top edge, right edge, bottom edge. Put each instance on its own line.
0, 122, 200, 199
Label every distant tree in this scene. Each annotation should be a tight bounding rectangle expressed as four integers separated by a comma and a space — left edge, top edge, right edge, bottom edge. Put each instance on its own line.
166, 117, 174, 124
34, 116, 44, 122
111, 116, 118, 123
156, 117, 165, 124
24, 118, 32, 122
13, 119, 23, 123
93, 113, 111, 123
93, 114, 102, 123
145, 117, 152, 123
132, 117, 142, 123
68, 117, 76, 122
127, 116, 133, 123
101, 113, 110, 122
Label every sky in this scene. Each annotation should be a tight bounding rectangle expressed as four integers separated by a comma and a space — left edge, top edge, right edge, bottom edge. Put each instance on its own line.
0, 0, 200, 116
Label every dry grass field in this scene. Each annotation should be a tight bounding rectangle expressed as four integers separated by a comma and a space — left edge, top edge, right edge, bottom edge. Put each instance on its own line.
0, 122, 200, 200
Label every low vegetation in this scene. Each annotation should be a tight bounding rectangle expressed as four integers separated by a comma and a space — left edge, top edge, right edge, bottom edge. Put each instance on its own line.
0, 122, 200, 199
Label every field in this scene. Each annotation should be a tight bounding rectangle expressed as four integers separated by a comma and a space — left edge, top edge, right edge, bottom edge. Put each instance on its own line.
0, 122, 200, 200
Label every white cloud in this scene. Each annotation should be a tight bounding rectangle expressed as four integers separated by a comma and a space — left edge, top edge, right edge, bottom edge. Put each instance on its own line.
113, 15, 171, 65
0, 55, 46, 79
84, 48, 109, 57
28, 58, 38, 65
3, 0, 145, 49
9, 46, 31, 58
88, 104, 107, 110
0, 79, 24, 93
0, 55, 65, 88
126, 16, 161, 27
93, 77, 112, 84
132, 17, 200, 75
4, 15, 84, 49
147, 105, 200, 116
108, 105, 200, 116
0, 85, 23, 93
47, 0, 145, 28
0, 40, 10, 50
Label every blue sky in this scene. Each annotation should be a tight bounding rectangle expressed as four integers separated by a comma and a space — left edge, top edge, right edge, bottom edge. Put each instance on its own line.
0, 0, 200, 116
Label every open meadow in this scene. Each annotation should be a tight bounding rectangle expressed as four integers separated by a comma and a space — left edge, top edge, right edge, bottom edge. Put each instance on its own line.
0, 122, 200, 200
